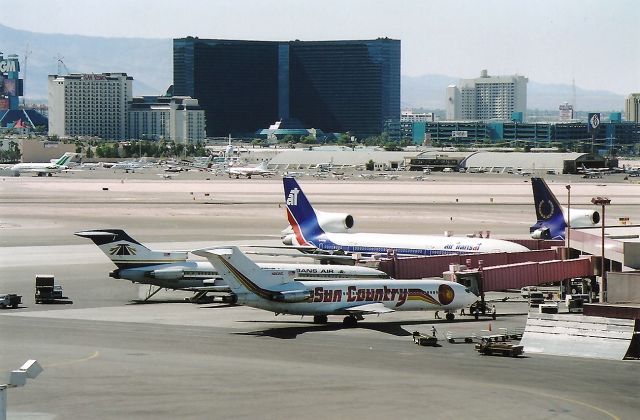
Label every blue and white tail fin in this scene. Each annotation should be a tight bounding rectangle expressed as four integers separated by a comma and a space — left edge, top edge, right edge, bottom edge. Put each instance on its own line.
529, 178, 566, 240
193, 247, 290, 300
75, 229, 188, 268
283, 177, 325, 246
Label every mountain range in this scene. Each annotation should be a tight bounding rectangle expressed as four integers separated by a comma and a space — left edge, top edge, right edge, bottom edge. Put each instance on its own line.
1, 23, 625, 112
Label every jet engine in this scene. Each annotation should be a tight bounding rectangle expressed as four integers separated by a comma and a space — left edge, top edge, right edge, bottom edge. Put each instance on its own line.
315, 210, 354, 233
273, 290, 313, 303
145, 268, 184, 280
568, 209, 600, 227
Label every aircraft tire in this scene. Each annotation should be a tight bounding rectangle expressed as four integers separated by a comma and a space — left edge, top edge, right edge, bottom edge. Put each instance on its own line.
446, 312, 455, 321
222, 295, 238, 305
313, 315, 328, 324
343, 316, 357, 328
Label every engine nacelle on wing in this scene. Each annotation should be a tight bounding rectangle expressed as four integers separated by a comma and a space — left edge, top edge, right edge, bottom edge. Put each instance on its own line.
316, 210, 354, 233
530, 227, 551, 240
273, 290, 313, 303
282, 233, 295, 246
568, 209, 600, 227
146, 268, 184, 280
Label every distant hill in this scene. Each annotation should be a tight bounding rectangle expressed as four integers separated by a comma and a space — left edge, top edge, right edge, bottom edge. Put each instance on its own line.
0, 23, 172, 99
1, 23, 625, 112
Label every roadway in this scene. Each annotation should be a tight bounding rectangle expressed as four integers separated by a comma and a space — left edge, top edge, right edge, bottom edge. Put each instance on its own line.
1, 171, 639, 419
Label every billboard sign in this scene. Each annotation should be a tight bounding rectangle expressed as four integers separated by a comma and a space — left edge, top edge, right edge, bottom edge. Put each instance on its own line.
0, 59, 19, 73
2, 78, 16, 96
559, 103, 573, 120
588, 113, 601, 132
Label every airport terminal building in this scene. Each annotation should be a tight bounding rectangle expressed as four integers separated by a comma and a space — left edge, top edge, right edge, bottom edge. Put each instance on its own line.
173, 37, 400, 139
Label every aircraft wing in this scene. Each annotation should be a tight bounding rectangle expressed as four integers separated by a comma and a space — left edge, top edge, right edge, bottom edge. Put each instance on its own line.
344, 302, 395, 315
243, 250, 356, 263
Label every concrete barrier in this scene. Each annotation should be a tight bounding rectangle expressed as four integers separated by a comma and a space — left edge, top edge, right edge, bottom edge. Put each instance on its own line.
521, 313, 638, 360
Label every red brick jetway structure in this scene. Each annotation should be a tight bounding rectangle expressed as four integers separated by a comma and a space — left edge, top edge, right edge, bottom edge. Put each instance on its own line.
377, 246, 594, 292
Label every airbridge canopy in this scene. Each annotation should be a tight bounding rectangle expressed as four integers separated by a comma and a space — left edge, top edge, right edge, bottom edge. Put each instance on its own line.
378, 248, 594, 291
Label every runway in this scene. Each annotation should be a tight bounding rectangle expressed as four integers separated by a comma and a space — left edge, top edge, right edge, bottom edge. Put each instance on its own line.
1, 172, 639, 419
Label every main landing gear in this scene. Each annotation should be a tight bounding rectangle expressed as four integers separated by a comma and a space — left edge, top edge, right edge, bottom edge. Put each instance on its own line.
312, 314, 362, 327
343, 316, 358, 328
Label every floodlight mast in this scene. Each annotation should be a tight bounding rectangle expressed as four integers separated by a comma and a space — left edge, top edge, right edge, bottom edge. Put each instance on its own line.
1, 359, 43, 420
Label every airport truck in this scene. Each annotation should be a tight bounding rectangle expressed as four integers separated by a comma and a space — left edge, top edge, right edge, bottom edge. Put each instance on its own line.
0, 293, 22, 309
35, 274, 67, 304
475, 337, 524, 357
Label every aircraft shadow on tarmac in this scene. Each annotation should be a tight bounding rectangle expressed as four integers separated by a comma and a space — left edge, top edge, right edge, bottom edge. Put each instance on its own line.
230, 318, 483, 340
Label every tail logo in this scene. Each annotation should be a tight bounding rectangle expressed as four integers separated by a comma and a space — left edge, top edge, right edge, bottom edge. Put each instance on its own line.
538, 199, 555, 219
286, 187, 300, 206
109, 244, 137, 256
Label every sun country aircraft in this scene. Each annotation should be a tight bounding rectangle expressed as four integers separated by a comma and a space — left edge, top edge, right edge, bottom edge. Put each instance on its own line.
529, 177, 600, 240
10, 153, 75, 176
227, 161, 274, 179
194, 246, 478, 326
75, 229, 391, 302
281, 177, 529, 258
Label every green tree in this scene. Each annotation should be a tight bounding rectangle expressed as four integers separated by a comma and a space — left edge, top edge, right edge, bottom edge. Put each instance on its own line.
365, 159, 375, 171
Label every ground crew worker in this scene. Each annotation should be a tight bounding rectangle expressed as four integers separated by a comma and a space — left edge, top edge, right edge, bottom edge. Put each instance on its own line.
434, 310, 441, 319
431, 325, 437, 337
491, 305, 496, 320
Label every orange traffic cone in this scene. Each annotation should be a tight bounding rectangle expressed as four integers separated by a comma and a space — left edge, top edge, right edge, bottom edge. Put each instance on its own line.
488, 323, 492, 332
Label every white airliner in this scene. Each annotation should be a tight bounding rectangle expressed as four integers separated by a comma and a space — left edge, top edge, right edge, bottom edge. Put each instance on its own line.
227, 161, 275, 179
10, 153, 75, 176
282, 177, 529, 257
111, 160, 143, 172
194, 246, 478, 326
75, 229, 391, 302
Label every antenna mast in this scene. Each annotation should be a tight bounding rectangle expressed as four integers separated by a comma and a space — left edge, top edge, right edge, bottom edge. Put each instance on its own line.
22, 43, 32, 107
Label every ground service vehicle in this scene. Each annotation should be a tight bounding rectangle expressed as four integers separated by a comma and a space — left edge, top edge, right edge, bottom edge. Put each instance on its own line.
412, 331, 438, 346
521, 286, 538, 298
0, 293, 22, 308
35, 275, 68, 304
475, 337, 524, 357
528, 291, 545, 307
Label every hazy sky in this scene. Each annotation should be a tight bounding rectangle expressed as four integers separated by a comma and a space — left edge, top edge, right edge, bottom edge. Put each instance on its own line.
8, 0, 640, 94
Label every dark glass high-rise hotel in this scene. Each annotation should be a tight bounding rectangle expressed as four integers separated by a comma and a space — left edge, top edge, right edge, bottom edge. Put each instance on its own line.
173, 38, 400, 138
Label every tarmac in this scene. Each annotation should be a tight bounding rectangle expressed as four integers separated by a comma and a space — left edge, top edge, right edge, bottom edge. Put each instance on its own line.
1, 169, 639, 419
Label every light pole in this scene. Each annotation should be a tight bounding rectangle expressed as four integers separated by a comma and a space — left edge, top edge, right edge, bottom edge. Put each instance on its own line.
591, 197, 611, 303
565, 184, 571, 301
1, 360, 43, 420
566, 185, 571, 250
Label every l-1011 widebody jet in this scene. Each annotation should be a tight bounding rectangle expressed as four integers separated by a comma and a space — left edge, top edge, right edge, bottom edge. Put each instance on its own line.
194, 246, 478, 326
529, 177, 600, 240
10, 153, 75, 176
75, 229, 392, 302
281, 177, 529, 257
